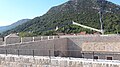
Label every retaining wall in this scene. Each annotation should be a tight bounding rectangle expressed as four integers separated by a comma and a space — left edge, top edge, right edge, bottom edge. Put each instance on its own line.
1, 35, 120, 60
0, 54, 120, 67
66, 35, 120, 59
0, 38, 68, 56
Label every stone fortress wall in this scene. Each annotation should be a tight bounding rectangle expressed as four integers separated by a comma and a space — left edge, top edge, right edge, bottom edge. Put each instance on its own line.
0, 36, 59, 45
0, 54, 120, 67
0, 35, 120, 66
0, 38, 68, 56
61, 35, 120, 60
65, 35, 120, 51
0, 35, 120, 60
0, 38, 3, 45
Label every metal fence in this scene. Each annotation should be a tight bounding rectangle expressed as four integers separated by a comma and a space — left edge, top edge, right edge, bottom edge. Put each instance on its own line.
0, 49, 120, 60
0, 49, 82, 58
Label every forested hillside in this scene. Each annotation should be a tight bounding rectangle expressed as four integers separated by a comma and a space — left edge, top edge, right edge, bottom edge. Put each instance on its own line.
2, 0, 120, 37
0, 19, 30, 33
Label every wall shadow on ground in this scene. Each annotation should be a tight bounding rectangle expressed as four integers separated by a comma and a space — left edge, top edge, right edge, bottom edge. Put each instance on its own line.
67, 38, 82, 58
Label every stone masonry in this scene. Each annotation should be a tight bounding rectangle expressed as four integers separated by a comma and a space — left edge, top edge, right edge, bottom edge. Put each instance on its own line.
0, 38, 68, 56
0, 54, 120, 67
0, 38, 3, 45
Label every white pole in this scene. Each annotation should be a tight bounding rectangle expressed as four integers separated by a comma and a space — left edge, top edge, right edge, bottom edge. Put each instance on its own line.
33, 37, 35, 42
41, 36, 43, 40
21, 37, 23, 43
48, 36, 50, 40
53, 36, 55, 39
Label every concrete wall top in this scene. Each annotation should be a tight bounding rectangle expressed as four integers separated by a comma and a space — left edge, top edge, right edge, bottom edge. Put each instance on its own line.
3, 36, 59, 45
60, 35, 120, 38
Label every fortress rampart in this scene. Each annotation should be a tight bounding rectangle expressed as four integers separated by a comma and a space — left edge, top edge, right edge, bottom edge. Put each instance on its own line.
0, 54, 120, 67
0, 35, 120, 66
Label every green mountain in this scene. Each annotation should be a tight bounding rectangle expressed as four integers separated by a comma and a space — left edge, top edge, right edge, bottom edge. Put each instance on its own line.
0, 19, 30, 33
2, 0, 120, 36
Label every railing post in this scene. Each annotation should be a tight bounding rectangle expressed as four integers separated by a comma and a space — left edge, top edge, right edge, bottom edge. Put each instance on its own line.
53, 36, 55, 39
93, 52, 94, 61
75, 50, 77, 58
82, 53, 84, 58
48, 36, 49, 40
69, 50, 71, 60
41, 36, 43, 41
21, 37, 23, 43
18, 50, 19, 56
33, 37, 35, 42
49, 50, 51, 59
33, 50, 34, 57
5, 50, 7, 56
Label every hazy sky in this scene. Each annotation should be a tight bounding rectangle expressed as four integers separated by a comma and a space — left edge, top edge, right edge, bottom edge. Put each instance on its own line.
0, 0, 119, 26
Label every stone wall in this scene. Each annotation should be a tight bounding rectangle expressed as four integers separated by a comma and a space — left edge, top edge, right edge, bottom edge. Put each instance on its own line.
34, 36, 41, 41
83, 52, 120, 60
4, 36, 59, 45
5, 37, 21, 44
0, 54, 120, 67
64, 35, 120, 43
0, 38, 68, 56
0, 38, 3, 45
82, 42, 120, 52
1, 35, 120, 60
65, 35, 120, 59
21, 37, 33, 42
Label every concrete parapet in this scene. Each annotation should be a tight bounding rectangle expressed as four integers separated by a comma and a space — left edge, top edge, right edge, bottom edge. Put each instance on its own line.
5, 37, 21, 44
34, 36, 41, 41
22, 37, 33, 42
3, 36, 59, 45
0, 54, 120, 67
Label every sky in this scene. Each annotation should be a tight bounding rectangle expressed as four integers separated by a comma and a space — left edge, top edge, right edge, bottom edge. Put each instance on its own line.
0, 0, 119, 26
108, 0, 120, 5
0, 0, 68, 26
